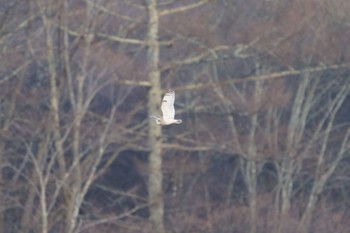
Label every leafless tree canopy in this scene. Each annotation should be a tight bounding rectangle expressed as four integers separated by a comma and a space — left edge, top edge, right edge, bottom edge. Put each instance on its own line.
0, 0, 350, 233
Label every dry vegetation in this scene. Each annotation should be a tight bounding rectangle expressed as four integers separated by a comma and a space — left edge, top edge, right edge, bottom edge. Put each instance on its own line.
0, 0, 350, 233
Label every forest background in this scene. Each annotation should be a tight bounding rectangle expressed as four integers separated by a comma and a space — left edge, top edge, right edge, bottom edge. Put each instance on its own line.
0, 0, 350, 233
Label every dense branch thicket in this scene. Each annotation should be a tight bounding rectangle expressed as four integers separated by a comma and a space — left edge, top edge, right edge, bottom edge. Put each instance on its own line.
0, 0, 350, 233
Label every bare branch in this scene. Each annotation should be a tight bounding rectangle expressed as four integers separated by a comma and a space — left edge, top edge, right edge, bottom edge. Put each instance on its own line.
59, 25, 147, 45
97, 32, 147, 45
81, 203, 149, 230
161, 45, 230, 71
114, 79, 151, 87
176, 63, 350, 92
159, 0, 209, 16
0, 61, 30, 85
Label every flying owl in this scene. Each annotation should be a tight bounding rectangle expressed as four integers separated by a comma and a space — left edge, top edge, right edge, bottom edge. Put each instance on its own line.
150, 89, 182, 125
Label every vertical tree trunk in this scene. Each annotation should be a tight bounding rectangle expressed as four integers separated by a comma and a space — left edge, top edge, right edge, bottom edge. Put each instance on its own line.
0, 165, 4, 233
275, 160, 295, 233
245, 77, 263, 233
245, 160, 257, 233
146, 1, 164, 233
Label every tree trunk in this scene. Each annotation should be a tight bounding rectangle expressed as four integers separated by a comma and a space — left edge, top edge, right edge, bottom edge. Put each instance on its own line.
245, 160, 257, 233
146, 1, 164, 233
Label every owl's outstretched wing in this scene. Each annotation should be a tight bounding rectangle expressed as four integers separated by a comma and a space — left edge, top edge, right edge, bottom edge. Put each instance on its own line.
161, 89, 175, 120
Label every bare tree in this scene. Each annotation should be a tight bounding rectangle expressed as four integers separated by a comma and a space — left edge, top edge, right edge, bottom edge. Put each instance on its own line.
1, 1, 350, 233
145, 0, 164, 232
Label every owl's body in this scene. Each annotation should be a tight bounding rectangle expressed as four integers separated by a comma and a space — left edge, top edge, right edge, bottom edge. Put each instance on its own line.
150, 89, 182, 126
